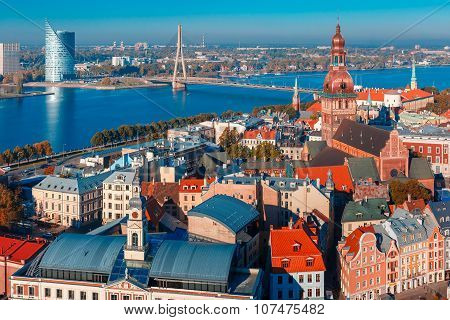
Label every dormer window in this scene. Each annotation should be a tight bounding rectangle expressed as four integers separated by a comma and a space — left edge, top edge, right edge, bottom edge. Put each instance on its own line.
281, 258, 290, 268
183, 186, 188, 190
306, 257, 314, 267
293, 243, 301, 252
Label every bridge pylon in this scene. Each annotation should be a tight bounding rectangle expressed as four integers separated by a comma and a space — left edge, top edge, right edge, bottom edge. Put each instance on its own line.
172, 24, 187, 91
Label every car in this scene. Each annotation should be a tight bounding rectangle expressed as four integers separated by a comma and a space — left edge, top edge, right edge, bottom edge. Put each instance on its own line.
1, 166, 11, 172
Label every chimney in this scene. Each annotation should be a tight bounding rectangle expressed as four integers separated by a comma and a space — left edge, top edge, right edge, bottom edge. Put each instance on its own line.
407, 194, 412, 202
316, 178, 320, 187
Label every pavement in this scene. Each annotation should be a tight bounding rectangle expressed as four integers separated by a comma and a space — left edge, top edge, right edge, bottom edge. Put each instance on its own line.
395, 281, 448, 300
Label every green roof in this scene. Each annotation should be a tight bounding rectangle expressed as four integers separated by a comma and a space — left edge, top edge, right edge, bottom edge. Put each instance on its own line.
39, 233, 126, 274
347, 157, 380, 182
342, 198, 389, 223
409, 158, 434, 180
188, 195, 259, 234
149, 240, 236, 283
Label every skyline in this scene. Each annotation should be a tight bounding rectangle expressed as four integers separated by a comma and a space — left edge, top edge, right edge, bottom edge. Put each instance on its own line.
0, 0, 449, 46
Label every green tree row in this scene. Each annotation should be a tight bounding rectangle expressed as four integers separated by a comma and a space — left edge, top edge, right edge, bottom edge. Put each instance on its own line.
0, 184, 23, 228
90, 113, 217, 147
0, 141, 53, 166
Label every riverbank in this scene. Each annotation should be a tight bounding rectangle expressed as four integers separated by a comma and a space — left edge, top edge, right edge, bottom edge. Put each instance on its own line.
0, 91, 54, 100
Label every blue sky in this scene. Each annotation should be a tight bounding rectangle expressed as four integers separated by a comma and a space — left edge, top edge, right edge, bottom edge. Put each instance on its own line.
0, 0, 449, 46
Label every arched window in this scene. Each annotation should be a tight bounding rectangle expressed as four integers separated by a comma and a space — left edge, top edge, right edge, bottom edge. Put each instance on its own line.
132, 233, 139, 247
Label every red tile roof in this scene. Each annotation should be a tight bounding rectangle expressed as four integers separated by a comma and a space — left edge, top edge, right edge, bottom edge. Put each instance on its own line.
0, 236, 46, 264
270, 224, 325, 273
357, 90, 387, 102
306, 101, 321, 113
141, 181, 179, 205
243, 128, 276, 140
401, 199, 426, 213
342, 226, 375, 257
179, 177, 215, 193
401, 89, 433, 101
296, 165, 353, 192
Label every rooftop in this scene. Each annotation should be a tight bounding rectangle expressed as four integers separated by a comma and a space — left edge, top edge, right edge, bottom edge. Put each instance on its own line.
270, 225, 326, 273
149, 240, 236, 283
39, 233, 126, 274
342, 198, 389, 223
188, 195, 259, 234
0, 236, 46, 264
35, 171, 110, 194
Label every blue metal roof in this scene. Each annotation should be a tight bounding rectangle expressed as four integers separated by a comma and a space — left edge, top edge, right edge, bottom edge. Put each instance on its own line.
149, 240, 236, 283
188, 195, 259, 234
39, 233, 126, 274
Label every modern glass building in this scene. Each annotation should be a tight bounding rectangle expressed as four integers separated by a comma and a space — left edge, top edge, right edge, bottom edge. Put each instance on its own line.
45, 20, 75, 82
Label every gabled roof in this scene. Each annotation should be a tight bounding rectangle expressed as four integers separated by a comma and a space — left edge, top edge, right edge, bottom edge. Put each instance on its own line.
141, 181, 179, 205
0, 236, 46, 263
39, 233, 126, 274
357, 90, 387, 102
306, 101, 322, 113
179, 177, 214, 193
309, 146, 351, 166
296, 165, 353, 192
342, 198, 389, 223
188, 195, 259, 234
333, 119, 391, 157
347, 157, 380, 182
34, 172, 110, 194
270, 225, 325, 273
409, 158, 434, 180
401, 89, 433, 101
149, 240, 235, 283
341, 226, 375, 257
243, 128, 277, 140
428, 201, 450, 230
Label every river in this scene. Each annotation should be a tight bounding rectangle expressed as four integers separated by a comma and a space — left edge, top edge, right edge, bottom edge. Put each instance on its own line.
0, 66, 448, 152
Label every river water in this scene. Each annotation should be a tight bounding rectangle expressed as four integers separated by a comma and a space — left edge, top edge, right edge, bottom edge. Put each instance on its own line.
0, 66, 448, 152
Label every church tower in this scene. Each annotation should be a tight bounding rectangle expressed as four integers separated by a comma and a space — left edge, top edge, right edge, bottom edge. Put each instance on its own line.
321, 22, 357, 146
124, 171, 148, 261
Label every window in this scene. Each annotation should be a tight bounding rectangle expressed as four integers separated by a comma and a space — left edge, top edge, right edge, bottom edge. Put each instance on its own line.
277, 276, 283, 284
45, 288, 51, 298
111, 294, 118, 300
316, 274, 321, 282
307, 274, 312, 283
288, 290, 293, 299
307, 289, 313, 298
132, 233, 139, 247
28, 287, 35, 296
56, 289, 62, 298
316, 288, 321, 297
281, 259, 290, 268
419, 146, 423, 153
306, 258, 314, 267
80, 291, 87, 300
123, 295, 130, 300
17, 286, 24, 295
92, 292, 98, 300
277, 290, 282, 299
428, 146, 432, 153
299, 275, 304, 283
68, 290, 74, 300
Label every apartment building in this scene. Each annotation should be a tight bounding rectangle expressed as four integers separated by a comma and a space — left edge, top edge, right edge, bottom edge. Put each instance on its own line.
102, 169, 140, 223
32, 172, 110, 228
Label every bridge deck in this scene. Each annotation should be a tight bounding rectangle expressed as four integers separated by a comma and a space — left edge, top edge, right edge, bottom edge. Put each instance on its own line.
148, 77, 320, 93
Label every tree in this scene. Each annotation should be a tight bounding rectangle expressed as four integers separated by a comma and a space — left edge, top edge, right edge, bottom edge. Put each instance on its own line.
13, 73, 24, 94
13, 146, 24, 163
0, 185, 23, 227
389, 179, 432, 205
90, 132, 105, 147
219, 128, 240, 150
100, 77, 112, 86
2, 149, 13, 165
24, 144, 36, 161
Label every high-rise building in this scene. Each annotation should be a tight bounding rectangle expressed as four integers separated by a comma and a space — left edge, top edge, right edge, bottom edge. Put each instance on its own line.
0, 43, 20, 75
45, 20, 75, 82
320, 23, 357, 146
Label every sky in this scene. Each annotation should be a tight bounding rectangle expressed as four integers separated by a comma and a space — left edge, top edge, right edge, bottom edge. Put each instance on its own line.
0, 0, 449, 46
